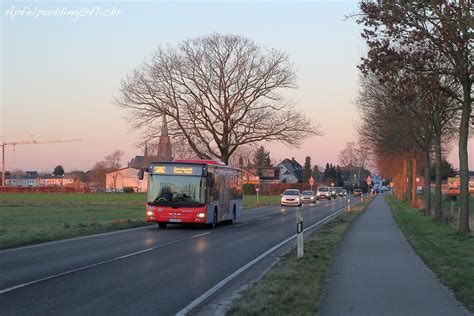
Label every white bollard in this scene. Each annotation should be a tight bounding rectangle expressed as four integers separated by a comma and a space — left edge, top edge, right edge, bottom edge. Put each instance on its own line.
296, 213, 303, 258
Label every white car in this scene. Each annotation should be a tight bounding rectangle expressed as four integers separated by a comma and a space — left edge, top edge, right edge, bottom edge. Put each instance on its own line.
316, 186, 332, 200
281, 189, 302, 207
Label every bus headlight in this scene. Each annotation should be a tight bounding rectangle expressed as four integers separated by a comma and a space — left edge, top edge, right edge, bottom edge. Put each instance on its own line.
147, 211, 153, 216
197, 213, 206, 218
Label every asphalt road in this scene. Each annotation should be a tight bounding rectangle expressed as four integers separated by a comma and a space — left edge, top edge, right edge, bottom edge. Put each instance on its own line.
0, 196, 357, 315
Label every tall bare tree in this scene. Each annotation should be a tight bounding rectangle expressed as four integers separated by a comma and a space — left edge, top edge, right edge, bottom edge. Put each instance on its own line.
338, 142, 357, 169
338, 141, 371, 185
116, 33, 320, 165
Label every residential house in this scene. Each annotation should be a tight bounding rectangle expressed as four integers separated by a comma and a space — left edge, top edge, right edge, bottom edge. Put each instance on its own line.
277, 158, 303, 183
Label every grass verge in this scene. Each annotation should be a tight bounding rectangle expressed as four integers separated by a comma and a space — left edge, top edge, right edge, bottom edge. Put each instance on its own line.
244, 195, 281, 208
441, 196, 474, 229
228, 198, 373, 316
387, 195, 474, 313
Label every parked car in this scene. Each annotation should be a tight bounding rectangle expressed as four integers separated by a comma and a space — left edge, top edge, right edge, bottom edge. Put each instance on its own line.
281, 189, 302, 207
316, 186, 332, 200
354, 189, 362, 196
301, 190, 316, 203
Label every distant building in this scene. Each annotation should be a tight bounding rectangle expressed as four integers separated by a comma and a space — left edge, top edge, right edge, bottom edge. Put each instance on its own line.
242, 168, 259, 185
258, 167, 280, 184
277, 158, 303, 183
105, 167, 148, 193
5, 172, 75, 188
105, 115, 173, 192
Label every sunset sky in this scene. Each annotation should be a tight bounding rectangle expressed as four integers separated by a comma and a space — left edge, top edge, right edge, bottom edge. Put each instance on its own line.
1, 0, 470, 173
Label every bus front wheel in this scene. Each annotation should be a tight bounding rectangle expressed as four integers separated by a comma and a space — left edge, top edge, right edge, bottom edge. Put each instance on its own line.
158, 222, 167, 229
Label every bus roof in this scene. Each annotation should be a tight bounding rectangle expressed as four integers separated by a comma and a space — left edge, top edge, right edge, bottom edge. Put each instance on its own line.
172, 159, 226, 166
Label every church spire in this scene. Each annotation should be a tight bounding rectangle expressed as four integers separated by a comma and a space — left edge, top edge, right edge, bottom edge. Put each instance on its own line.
161, 115, 169, 137
157, 115, 172, 161
144, 142, 148, 157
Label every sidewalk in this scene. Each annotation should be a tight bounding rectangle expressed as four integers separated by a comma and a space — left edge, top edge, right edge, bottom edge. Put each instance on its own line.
320, 195, 471, 316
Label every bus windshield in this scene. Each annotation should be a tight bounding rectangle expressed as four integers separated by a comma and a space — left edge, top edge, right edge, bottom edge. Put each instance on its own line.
148, 175, 206, 207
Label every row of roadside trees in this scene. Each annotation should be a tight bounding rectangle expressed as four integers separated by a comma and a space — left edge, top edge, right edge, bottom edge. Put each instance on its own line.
355, 1, 472, 234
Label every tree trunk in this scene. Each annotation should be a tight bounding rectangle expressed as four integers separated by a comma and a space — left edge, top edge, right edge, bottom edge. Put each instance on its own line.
458, 81, 471, 233
433, 131, 443, 222
411, 153, 417, 204
423, 147, 431, 215
406, 156, 412, 202
401, 157, 408, 201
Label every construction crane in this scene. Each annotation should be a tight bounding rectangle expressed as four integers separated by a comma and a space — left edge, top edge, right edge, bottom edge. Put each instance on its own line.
1, 138, 83, 187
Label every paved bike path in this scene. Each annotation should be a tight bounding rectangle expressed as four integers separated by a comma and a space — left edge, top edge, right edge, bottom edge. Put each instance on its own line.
320, 195, 471, 316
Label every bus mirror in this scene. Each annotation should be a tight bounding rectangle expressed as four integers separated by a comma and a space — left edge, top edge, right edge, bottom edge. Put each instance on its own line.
138, 169, 144, 180
207, 174, 215, 188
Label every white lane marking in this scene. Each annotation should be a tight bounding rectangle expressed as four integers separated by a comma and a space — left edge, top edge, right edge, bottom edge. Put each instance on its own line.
257, 216, 271, 221
233, 223, 248, 227
191, 232, 211, 238
0, 225, 154, 254
0, 232, 211, 295
176, 204, 350, 316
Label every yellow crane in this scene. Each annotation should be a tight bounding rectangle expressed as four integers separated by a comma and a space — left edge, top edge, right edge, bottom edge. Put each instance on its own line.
1, 138, 83, 187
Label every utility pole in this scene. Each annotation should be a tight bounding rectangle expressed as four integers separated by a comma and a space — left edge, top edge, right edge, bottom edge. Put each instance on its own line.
1, 138, 82, 187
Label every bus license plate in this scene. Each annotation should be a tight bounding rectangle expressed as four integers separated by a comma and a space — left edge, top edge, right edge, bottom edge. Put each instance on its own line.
169, 218, 181, 223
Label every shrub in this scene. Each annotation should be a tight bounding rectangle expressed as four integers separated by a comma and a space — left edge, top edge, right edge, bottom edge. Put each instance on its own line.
243, 184, 256, 195
123, 187, 135, 193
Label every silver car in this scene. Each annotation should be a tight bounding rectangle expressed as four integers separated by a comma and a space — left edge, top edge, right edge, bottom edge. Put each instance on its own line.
281, 189, 302, 207
301, 190, 316, 203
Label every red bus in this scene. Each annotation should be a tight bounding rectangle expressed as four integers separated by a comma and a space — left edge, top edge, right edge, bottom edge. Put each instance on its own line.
142, 160, 243, 229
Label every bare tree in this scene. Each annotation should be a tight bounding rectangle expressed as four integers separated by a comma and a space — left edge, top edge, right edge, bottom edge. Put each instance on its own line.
227, 145, 254, 168
117, 33, 320, 165
357, 0, 472, 233
105, 150, 124, 192
339, 142, 357, 168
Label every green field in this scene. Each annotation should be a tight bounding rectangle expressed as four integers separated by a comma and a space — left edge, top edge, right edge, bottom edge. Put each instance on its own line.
0, 194, 147, 249
0, 193, 281, 249
0, 193, 147, 203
